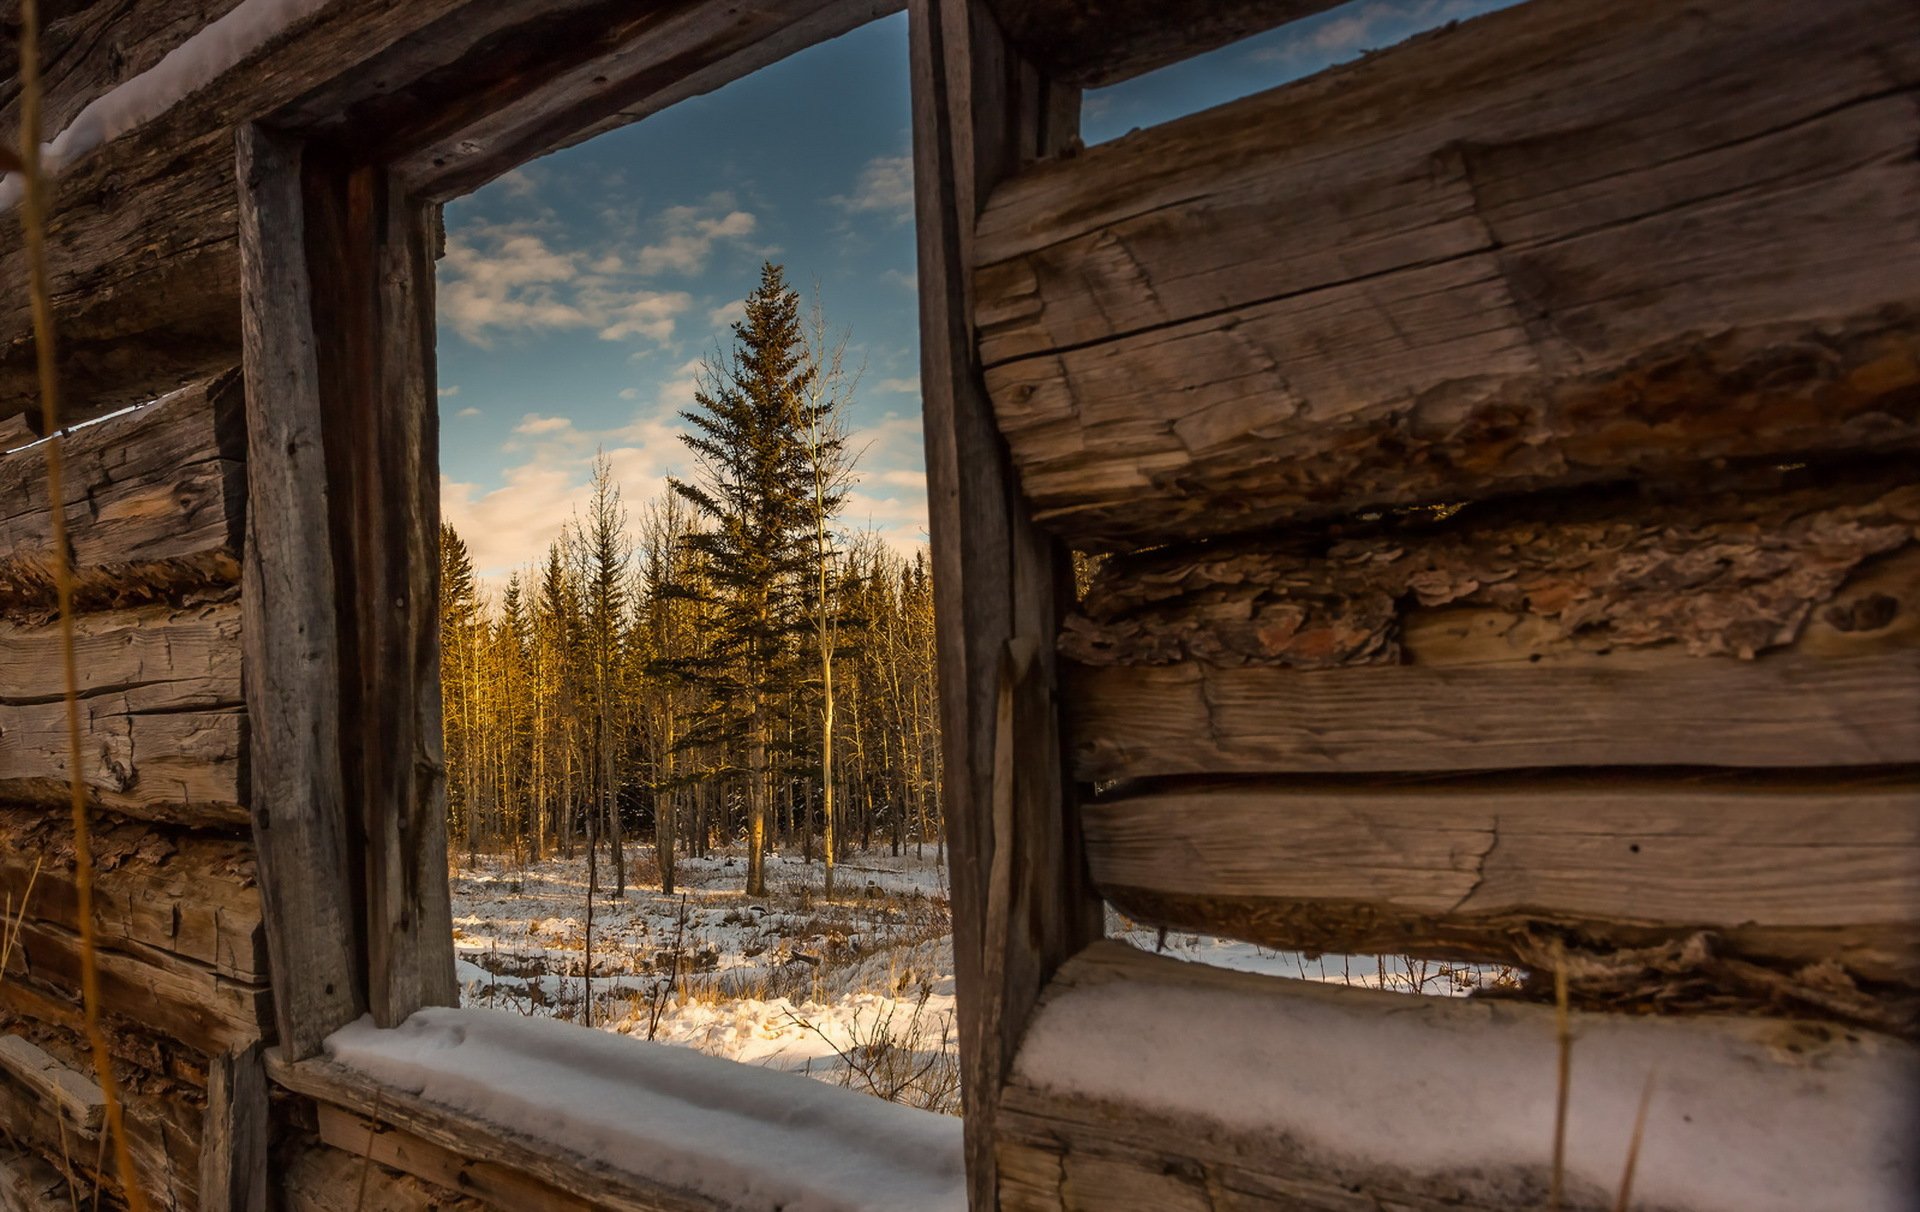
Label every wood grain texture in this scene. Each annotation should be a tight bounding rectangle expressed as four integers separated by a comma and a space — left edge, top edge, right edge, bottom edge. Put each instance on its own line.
235, 123, 363, 1061
0, 373, 243, 621
314, 1104, 596, 1211
1083, 780, 1920, 992
200, 1042, 268, 1212
973, 0, 1920, 545
984, 0, 1343, 88
0, 806, 266, 982
997, 941, 1920, 1211
0, 1145, 70, 1212
910, 1, 1105, 1204
275, 1136, 491, 1212
0, 1035, 103, 1133
268, 1053, 720, 1212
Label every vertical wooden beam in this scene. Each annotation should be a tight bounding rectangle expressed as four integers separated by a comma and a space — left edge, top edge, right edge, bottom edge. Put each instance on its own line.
235, 123, 365, 1059
361, 174, 458, 1023
303, 145, 458, 1028
909, 3, 1104, 1205
199, 1042, 269, 1212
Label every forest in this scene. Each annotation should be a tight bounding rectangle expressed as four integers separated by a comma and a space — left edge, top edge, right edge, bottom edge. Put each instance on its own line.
437, 264, 943, 901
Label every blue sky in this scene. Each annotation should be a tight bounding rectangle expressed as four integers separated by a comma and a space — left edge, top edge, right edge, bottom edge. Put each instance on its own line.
437, 0, 1516, 581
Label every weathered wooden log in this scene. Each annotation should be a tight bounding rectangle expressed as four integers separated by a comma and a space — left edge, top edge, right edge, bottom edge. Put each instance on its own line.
974, 0, 1920, 545
1064, 480, 1920, 779
0, 606, 245, 824
201, 1043, 269, 1212
0, 1035, 103, 1133
1082, 779, 1920, 1018
1064, 478, 1920, 668
982, 0, 1343, 89
0, 1144, 70, 1212
0, 374, 244, 621
314, 1104, 598, 1211
5, 914, 270, 1054
0, 806, 266, 982
998, 942, 1920, 1212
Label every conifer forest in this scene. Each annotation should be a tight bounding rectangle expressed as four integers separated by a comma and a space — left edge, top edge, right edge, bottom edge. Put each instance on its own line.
436, 264, 944, 900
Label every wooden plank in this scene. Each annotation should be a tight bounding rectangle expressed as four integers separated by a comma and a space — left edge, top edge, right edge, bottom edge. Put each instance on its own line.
0, 1045, 203, 1209
235, 122, 364, 1060
315, 1104, 597, 1211
6, 916, 271, 1053
972, 0, 1920, 546
909, 1, 1105, 1204
0, 701, 246, 826
0, 1035, 104, 1133
0, 373, 243, 620
1082, 780, 1920, 997
998, 941, 1920, 1212
1067, 650, 1920, 781
0, 806, 267, 983
267, 1053, 718, 1212
984, 0, 1342, 88
200, 1042, 269, 1212
277, 1136, 491, 1212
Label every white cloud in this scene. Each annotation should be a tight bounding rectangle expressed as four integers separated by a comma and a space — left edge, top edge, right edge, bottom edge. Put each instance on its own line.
832, 155, 915, 222
496, 168, 539, 198
708, 299, 745, 330
618, 388, 640, 400
515, 414, 574, 435
875, 376, 920, 395
438, 384, 461, 398
634, 204, 758, 275
1248, 0, 1497, 70
455, 406, 481, 419
881, 267, 916, 291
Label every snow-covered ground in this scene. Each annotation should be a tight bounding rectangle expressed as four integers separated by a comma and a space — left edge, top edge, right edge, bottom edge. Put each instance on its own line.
450, 850, 963, 1113
449, 848, 1518, 1116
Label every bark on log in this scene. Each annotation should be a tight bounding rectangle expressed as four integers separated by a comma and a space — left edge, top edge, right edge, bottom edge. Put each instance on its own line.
1063, 478, 1920, 668
0, 806, 266, 982
0, 373, 243, 622
998, 942, 1919, 1212
1083, 779, 1920, 1016
974, 0, 1920, 545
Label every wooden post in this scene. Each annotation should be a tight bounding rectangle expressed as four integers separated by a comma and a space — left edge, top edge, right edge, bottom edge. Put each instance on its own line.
235, 123, 365, 1059
908, 2, 1104, 1204
200, 1043, 269, 1212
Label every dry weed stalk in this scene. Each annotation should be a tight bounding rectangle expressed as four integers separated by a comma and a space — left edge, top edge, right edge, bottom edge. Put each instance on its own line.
1549, 945, 1571, 1211
15, 2, 149, 1204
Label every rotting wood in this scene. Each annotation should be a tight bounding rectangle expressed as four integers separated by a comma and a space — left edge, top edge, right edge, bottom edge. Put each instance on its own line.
268, 1052, 720, 1212
0, 807, 265, 983
996, 941, 1920, 1210
0, 1035, 103, 1133
235, 122, 363, 1061
910, 1, 1105, 1205
0, 373, 243, 621
0, 1144, 69, 1212
1063, 477, 1920, 668
984, 0, 1344, 88
199, 1042, 267, 1212
973, 0, 1920, 545
1083, 779, 1920, 1022
315, 1104, 600, 1211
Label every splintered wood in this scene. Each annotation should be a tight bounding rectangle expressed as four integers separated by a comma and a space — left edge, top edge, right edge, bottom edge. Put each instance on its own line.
974, 0, 1920, 547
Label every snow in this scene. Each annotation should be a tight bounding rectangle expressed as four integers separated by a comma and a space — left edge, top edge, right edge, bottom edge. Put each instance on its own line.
327, 1006, 966, 1212
1015, 945, 1920, 1212
0, 0, 331, 211
450, 851, 961, 1111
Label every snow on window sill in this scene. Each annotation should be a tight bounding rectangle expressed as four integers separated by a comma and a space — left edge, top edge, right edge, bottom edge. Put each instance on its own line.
266, 1006, 966, 1212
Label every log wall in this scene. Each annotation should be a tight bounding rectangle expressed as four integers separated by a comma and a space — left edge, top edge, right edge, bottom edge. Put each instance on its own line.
955, 0, 1920, 1205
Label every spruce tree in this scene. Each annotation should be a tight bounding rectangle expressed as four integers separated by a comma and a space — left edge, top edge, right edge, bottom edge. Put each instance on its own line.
670, 262, 815, 897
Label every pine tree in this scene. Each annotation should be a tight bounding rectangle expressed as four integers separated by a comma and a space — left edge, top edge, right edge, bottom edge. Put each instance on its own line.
669, 262, 815, 897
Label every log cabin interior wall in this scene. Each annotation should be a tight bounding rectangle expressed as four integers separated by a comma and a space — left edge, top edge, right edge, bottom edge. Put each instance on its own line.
0, 0, 1914, 1207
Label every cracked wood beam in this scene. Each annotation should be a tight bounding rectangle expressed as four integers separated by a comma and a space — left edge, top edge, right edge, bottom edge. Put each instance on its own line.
1082, 778, 1920, 1022
972, 0, 1920, 547
0, 604, 245, 824
0, 371, 244, 621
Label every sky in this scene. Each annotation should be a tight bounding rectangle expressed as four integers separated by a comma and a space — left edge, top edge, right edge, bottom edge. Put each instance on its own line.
436, 0, 1518, 583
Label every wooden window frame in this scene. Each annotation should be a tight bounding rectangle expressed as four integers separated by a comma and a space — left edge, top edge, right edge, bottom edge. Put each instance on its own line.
236, 0, 909, 1061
